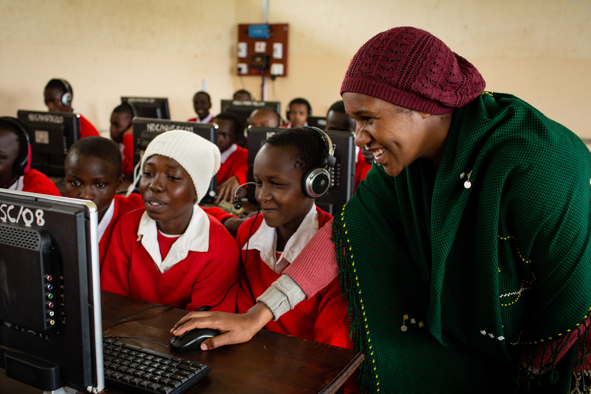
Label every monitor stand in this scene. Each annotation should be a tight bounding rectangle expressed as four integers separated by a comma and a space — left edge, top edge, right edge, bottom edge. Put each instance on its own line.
43, 388, 76, 394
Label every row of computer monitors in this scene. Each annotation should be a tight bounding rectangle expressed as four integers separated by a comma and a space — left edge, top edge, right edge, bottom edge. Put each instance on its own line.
16, 110, 354, 216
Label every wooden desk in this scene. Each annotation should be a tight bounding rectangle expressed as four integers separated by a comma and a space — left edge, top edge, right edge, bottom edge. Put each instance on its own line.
101, 291, 363, 393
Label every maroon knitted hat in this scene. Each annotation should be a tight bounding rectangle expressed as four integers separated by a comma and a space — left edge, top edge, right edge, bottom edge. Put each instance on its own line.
340, 27, 486, 114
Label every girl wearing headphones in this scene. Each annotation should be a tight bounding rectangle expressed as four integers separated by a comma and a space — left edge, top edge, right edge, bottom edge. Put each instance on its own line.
0, 117, 60, 196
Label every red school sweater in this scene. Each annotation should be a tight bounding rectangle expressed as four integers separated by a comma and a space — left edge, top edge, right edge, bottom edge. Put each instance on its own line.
22, 169, 61, 196
98, 194, 144, 270
79, 114, 100, 139
236, 207, 352, 349
217, 146, 248, 185
100, 208, 240, 312
120, 133, 135, 176
354, 148, 372, 191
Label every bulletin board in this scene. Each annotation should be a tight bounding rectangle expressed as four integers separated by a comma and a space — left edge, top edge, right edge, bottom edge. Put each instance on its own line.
236, 23, 289, 78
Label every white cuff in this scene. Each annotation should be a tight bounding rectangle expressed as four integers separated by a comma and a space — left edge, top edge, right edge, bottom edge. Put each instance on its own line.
256, 274, 306, 321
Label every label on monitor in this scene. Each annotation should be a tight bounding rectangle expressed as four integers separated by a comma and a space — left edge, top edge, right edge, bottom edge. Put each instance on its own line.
35, 130, 50, 144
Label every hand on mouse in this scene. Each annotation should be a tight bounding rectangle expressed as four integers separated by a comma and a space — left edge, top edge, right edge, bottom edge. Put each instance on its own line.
170, 302, 274, 351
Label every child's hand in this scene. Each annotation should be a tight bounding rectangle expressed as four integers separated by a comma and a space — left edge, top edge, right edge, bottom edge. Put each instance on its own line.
216, 176, 240, 204
170, 303, 274, 350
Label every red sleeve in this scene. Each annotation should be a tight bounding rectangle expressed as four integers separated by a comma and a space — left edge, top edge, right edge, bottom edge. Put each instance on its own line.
121, 134, 135, 175
282, 218, 339, 299
100, 213, 133, 295
22, 169, 61, 196
201, 206, 236, 224
233, 147, 249, 185
79, 115, 100, 138
314, 279, 352, 349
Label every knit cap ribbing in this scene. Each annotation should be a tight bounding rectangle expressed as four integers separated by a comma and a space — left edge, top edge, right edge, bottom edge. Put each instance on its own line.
341, 26, 486, 114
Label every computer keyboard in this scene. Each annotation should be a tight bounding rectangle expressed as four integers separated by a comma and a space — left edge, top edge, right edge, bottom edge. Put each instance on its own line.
103, 338, 211, 394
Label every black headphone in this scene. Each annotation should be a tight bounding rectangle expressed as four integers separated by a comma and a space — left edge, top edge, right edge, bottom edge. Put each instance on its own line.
301, 126, 335, 198
49, 78, 73, 106
286, 98, 312, 119
121, 101, 137, 130
0, 116, 31, 183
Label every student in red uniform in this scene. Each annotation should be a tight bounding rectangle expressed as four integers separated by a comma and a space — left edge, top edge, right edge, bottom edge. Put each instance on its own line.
214, 112, 248, 203
43, 79, 99, 139
101, 130, 239, 312
233, 89, 252, 101
172, 127, 357, 392
247, 108, 280, 128
64, 137, 143, 269
285, 98, 311, 128
188, 91, 214, 123
109, 103, 135, 177
0, 117, 61, 196
325, 100, 373, 190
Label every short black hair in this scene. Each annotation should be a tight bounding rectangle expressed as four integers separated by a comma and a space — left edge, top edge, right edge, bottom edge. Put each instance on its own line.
328, 100, 346, 114
214, 112, 242, 138
233, 89, 252, 100
249, 108, 281, 125
45, 79, 72, 96
0, 118, 29, 172
194, 91, 211, 104
113, 102, 134, 117
288, 98, 312, 115
265, 127, 325, 173
66, 137, 122, 178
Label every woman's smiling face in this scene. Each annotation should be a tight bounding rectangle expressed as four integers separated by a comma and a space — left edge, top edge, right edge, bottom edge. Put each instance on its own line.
343, 92, 448, 177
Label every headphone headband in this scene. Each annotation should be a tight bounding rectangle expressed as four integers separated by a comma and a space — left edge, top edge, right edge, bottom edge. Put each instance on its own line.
300, 126, 336, 198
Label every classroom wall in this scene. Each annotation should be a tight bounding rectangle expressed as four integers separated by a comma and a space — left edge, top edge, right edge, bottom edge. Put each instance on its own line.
1, 0, 590, 136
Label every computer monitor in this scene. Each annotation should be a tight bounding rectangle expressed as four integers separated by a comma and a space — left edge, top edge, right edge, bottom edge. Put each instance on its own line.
0, 189, 103, 393
220, 100, 281, 131
132, 118, 218, 203
307, 116, 327, 129
121, 97, 170, 120
246, 127, 356, 215
17, 110, 81, 178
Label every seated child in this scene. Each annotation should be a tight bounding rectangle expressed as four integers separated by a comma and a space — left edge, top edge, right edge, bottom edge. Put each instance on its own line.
44, 79, 99, 138
101, 130, 240, 312
233, 89, 252, 101
109, 102, 135, 176
188, 91, 213, 123
236, 128, 357, 391
325, 100, 373, 190
247, 108, 280, 128
285, 98, 311, 128
64, 137, 144, 268
214, 112, 248, 203
0, 116, 60, 196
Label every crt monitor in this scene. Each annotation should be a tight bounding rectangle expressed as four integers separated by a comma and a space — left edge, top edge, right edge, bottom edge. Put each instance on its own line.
132, 117, 218, 203
246, 127, 356, 215
220, 100, 281, 131
0, 189, 103, 393
306, 116, 327, 129
121, 97, 170, 120
17, 110, 81, 178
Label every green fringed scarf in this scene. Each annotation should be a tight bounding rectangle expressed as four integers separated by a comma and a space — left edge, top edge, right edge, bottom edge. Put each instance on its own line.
333, 92, 591, 393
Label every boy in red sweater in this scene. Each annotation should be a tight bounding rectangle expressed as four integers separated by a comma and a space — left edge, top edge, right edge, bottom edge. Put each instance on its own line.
0, 117, 61, 196
214, 112, 248, 203
285, 98, 311, 128
109, 103, 135, 177
188, 91, 213, 123
64, 137, 144, 268
44, 79, 99, 139
101, 130, 240, 312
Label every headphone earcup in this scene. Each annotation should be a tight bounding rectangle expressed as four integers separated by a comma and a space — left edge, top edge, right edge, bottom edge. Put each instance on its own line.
302, 167, 331, 198
61, 92, 72, 106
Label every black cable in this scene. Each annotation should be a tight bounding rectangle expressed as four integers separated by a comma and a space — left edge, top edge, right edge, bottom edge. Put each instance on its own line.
102, 304, 175, 322
103, 336, 169, 349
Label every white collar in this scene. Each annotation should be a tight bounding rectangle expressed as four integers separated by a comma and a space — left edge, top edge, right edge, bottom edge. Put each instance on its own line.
137, 205, 209, 273
97, 198, 116, 242
220, 144, 238, 163
355, 146, 359, 163
7, 176, 24, 191
197, 113, 213, 123
244, 204, 318, 274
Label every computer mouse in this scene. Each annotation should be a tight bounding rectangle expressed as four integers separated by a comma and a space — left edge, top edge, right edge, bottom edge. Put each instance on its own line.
169, 328, 221, 353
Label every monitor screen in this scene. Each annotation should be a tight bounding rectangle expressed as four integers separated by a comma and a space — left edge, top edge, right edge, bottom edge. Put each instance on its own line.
246, 127, 356, 215
17, 110, 81, 178
121, 97, 170, 120
307, 116, 327, 129
220, 100, 281, 131
0, 189, 103, 393
132, 118, 218, 203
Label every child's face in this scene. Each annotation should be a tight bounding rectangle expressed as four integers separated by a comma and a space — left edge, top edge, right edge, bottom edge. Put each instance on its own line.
44, 88, 72, 113
64, 154, 123, 221
110, 112, 132, 143
288, 104, 308, 128
253, 144, 313, 231
0, 128, 19, 187
248, 110, 279, 128
193, 93, 211, 119
214, 118, 238, 154
325, 110, 356, 132
233, 91, 251, 101
139, 154, 197, 234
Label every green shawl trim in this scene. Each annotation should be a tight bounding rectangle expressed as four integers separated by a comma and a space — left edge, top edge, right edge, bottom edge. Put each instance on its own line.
334, 92, 591, 393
